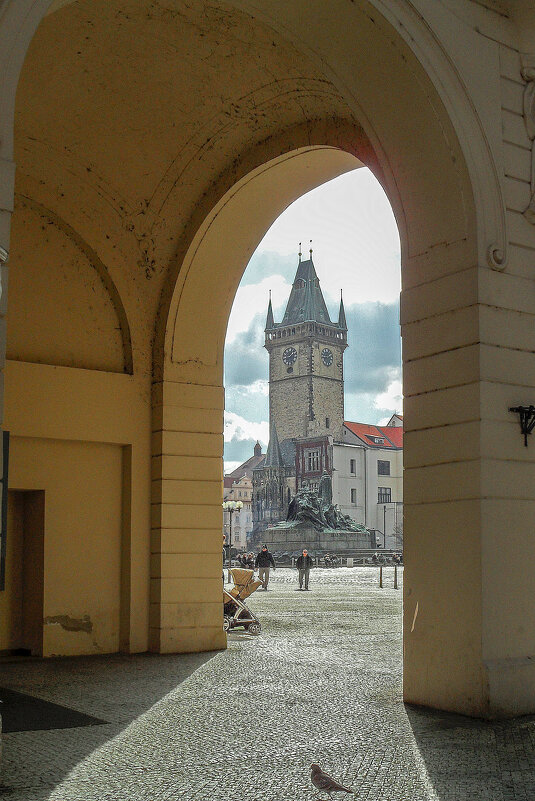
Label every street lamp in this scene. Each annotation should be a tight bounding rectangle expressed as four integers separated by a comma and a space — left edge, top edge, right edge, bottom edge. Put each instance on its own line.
222, 500, 243, 582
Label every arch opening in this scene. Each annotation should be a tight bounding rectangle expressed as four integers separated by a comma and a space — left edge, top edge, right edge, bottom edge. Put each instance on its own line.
8, 0, 523, 725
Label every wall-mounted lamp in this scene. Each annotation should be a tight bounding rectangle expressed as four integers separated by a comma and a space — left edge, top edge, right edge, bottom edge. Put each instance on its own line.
509, 405, 535, 446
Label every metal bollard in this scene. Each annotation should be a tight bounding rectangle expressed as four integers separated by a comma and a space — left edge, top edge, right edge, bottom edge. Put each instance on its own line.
394, 564, 398, 590
379, 565, 383, 588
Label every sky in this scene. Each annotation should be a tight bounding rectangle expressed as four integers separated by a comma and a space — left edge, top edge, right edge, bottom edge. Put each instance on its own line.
223, 167, 402, 474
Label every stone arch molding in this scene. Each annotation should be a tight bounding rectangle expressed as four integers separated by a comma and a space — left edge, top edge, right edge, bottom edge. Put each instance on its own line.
168, 146, 363, 369
225, 0, 508, 273
12, 194, 133, 374
0, 0, 507, 275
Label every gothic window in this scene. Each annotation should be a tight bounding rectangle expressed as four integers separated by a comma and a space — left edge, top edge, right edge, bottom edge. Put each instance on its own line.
305, 449, 320, 471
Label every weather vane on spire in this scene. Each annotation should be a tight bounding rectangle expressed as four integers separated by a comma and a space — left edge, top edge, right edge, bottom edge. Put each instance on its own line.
309, 239, 313, 258
298, 242, 302, 262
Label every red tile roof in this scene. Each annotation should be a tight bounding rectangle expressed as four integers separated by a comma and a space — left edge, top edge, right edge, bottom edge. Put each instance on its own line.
343, 421, 403, 449
384, 425, 403, 447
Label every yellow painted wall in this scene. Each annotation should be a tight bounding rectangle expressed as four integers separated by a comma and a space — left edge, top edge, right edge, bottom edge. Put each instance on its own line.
3, 360, 151, 655
9, 436, 122, 656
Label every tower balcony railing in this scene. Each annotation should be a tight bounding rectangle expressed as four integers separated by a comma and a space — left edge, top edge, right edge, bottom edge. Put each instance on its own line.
265, 323, 347, 342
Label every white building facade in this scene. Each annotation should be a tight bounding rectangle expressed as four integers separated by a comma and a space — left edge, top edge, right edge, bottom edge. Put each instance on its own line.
223, 475, 253, 551
333, 415, 403, 549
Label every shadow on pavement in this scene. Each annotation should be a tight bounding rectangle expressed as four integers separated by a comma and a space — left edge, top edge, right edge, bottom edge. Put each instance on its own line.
406, 703, 535, 800
0, 651, 218, 799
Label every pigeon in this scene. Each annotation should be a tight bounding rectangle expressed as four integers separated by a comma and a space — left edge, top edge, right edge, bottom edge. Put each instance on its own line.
310, 764, 354, 799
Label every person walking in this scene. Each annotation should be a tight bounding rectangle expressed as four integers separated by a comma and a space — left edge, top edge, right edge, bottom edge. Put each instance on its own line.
255, 544, 276, 590
296, 548, 314, 590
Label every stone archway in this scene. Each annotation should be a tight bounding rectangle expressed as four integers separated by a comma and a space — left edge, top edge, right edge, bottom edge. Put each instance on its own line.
2, 0, 532, 719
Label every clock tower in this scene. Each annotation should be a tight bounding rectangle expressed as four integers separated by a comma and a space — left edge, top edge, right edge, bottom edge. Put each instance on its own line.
264, 251, 348, 443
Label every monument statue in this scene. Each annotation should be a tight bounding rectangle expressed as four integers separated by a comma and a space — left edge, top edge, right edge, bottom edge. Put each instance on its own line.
284, 486, 368, 533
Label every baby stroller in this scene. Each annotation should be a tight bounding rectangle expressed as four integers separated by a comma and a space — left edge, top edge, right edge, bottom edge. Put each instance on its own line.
223, 568, 263, 635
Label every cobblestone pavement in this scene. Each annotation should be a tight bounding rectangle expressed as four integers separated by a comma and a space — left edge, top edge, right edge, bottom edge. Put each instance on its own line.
1, 567, 535, 800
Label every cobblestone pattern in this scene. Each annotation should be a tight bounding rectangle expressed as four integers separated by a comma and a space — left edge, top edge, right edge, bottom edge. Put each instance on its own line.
0, 567, 534, 800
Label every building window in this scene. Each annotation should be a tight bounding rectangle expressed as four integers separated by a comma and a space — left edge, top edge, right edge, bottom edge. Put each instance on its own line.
326, 417, 330, 428
305, 449, 320, 471
350, 459, 356, 475
350, 488, 357, 504
378, 487, 391, 504
377, 460, 390, 476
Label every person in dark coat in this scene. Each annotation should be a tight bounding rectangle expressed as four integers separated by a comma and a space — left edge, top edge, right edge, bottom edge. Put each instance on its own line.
254, 545, 276, 590
296, 548, 314, 590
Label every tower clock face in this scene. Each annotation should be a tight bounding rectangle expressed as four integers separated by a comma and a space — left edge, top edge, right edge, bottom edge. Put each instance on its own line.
282, 347, 298, 366
321, 348, 333, 366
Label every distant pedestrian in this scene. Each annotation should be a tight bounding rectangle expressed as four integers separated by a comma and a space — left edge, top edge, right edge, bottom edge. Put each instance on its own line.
296, 548, 314, 590
222, 534, 227, 583
247, 552, 255, 570
255, 545, 276, 590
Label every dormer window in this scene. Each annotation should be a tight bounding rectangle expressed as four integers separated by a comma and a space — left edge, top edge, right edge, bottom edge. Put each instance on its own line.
295, 279, 305, 289
367, 435, 384, 445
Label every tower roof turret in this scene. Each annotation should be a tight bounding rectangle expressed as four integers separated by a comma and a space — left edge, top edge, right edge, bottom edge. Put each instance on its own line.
281, 257, 332, 326
265, 294, 274, 330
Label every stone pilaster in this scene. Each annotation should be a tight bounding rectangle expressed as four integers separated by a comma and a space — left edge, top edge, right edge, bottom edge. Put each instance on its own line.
150, 380, 226, 653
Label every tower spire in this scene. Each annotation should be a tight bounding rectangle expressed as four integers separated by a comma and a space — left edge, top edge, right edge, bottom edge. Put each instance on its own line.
338, 289, 347, 330
264, 421, 283, 467
265, 291, 274, 330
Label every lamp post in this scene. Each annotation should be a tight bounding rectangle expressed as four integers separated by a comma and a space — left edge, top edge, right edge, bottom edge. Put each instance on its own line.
222, 500, 243, 582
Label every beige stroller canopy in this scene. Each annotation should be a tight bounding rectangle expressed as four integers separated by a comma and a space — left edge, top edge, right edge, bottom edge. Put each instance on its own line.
228, 568, 263, 600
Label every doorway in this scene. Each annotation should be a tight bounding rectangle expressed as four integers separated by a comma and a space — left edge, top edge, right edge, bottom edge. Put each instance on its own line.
0, 490, 44, 656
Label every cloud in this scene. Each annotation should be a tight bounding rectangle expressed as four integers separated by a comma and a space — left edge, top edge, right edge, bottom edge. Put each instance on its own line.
226, 274, 290, 344
224, 411, 269, 444
224, 381, 269, 425
224, 410, 269, 468
343, 301, 401, 396
239, 251, 296, 287
253, 169, 401, 305
374, 379, 403, 414
224, 312, 267, 386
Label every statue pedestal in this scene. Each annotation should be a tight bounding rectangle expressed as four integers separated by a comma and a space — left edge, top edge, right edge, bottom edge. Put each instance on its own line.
263, 526, 374, 553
